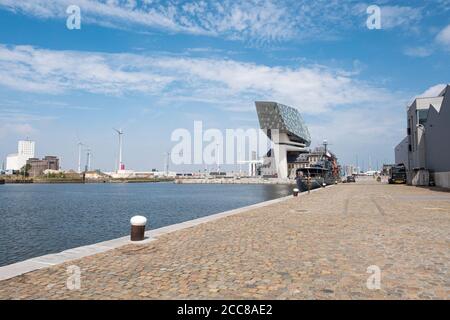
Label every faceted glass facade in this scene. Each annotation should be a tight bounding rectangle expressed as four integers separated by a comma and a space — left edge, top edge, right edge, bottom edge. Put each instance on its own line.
255, 101, 311, 146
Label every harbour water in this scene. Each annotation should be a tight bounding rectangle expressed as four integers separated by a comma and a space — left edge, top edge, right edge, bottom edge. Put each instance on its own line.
0, 183, 292, 266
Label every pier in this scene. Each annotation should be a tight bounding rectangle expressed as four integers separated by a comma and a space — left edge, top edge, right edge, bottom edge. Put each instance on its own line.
0, 179, 448, 299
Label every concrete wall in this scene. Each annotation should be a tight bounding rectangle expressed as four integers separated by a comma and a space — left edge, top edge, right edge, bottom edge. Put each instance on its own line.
395, 136, 409, 169
425, 87, 450, 173
411, 169, 429, 186
407, 96, 445, 170
433, 172, 450, 188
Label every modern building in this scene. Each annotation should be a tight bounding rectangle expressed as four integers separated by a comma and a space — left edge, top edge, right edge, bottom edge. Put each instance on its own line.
255, 101, 311, 179
26, 156, 60, 177
394, 137, 409, 168
395, 84, 450, 188
5, 140, 36, 171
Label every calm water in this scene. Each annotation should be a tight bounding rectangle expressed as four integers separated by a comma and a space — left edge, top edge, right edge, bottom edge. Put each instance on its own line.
0, 183, 292, 266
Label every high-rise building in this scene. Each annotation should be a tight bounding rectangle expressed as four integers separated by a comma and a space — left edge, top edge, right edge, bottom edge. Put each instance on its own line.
5, 140, 36, 171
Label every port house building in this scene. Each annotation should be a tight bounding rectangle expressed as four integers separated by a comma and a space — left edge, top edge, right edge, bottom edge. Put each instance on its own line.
395, 84, 450, 188
255, 101, 311, 179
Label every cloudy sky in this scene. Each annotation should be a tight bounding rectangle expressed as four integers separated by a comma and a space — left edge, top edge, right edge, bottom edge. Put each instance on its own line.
0, 0, 449, 172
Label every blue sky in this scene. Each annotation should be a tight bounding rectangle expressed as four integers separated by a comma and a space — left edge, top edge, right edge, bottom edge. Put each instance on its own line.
0, 0, 449, 172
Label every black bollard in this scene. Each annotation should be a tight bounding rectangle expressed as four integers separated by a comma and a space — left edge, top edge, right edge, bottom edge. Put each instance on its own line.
130, 216, 147, 241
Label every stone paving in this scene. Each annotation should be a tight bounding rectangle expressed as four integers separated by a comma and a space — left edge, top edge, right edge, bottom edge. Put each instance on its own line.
0, 180, 449, 299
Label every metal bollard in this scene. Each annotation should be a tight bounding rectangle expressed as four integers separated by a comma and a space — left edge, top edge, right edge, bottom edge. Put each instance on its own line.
130, 215, 147, 241
293, 188, 299, 197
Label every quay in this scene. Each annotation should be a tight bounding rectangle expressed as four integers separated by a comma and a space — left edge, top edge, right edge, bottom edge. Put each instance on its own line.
0, 179, 448, 299
175, 177, 295, 184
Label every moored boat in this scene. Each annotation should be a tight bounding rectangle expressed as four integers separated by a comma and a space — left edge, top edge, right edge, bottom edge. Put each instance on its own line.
295, 166, 328, 192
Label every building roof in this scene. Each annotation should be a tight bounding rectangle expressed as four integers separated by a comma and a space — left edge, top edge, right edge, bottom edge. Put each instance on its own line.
438, 84, 450, 97
414, 96, 444, 112
255, 101, 311, 146
409, 84, 450, 113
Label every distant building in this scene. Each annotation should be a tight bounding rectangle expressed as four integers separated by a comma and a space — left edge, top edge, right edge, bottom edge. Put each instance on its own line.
6, 140, 35, 171
27, 156, 60, 177
395, 84, 450, 188
84, 170, 109, 180
105, 170, 159, 179
344, 165, 357, 176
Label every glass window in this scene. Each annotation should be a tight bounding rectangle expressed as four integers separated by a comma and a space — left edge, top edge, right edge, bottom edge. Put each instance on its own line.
417, 109, 428, 125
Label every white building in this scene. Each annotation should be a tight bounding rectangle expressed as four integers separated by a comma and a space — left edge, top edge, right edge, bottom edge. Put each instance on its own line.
395, 84, 450, 188
6, 140, 36, 171
344, 165, 357, 176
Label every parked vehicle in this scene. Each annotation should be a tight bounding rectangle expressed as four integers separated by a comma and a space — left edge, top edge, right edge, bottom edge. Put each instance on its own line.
346, 176, 356, 183
388, 164, 407, 184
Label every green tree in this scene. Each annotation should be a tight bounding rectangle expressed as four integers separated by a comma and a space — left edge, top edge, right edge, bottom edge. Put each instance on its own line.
20, 164, 31, 178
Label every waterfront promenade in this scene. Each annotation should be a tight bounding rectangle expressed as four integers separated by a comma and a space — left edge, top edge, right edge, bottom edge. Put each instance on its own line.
0, 179, 449, 299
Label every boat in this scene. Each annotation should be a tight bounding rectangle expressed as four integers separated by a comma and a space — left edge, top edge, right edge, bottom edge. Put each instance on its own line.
294, 143, 341, 192
295, 166, 335, 192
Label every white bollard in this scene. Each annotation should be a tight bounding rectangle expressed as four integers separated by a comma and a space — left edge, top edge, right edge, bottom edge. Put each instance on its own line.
293, 188, 299, 197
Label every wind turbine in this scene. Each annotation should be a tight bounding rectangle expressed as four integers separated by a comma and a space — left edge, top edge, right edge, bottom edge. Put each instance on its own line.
85, 148, 92, 172
215, 143, 220, 172
77, 141, 84, 173
113, 128, 124, 171
163, 151, 183, 176
164, 152, 170, 176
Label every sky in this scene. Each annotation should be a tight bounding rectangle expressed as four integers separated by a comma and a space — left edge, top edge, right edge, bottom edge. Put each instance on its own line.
0, 0, 449, 172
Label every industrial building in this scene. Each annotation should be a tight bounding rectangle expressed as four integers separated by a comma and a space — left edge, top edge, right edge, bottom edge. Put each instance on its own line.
5, 139, 35, 172
26, 156, 60, 177
395, 84, 450, 188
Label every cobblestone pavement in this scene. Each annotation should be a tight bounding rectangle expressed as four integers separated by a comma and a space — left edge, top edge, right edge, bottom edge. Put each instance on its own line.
1, 180, 449, 299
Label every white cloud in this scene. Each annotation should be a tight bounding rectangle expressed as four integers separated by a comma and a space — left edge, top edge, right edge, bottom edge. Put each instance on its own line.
0, 0, 296, 42
308, 104, 405, 165
0, 122, 35, 140
0, 44, 399, 115
0, 44, 174, 95
352, 3, 423, 31
379, 5, 422, 30
403, 46, 433, 57
435, 24, 450, 49
416, 83, 447, 98
0, 0, 430, 43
